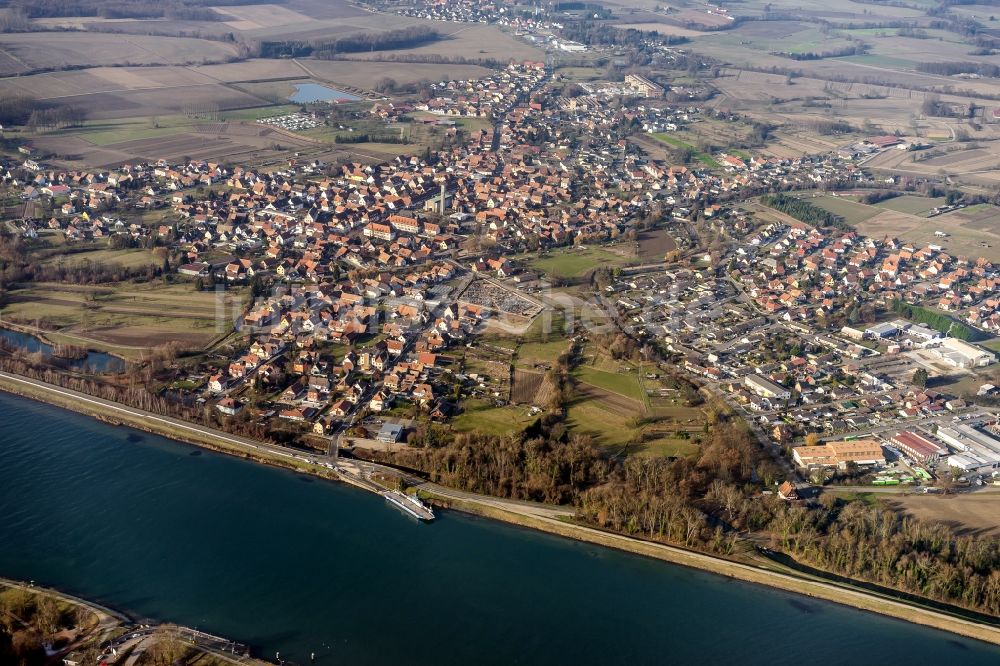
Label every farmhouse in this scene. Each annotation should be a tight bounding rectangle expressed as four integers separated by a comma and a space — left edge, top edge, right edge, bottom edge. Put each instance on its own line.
178, 262, 210, 277
865, 135, 903, 149
777, 480, 798, 500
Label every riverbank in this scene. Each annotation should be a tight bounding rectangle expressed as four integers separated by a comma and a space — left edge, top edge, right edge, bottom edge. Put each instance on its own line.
0, 323, 129, 372
421, 490, 1000, 646
0, 322, 128, 359
0, 576, 126, 628
0, 577, 266, 666
2, 370, 999, 647
0, 370, 334, 478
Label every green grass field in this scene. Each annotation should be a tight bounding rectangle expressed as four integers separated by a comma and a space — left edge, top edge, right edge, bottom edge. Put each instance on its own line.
452, 399, 537, 435
527, 247, 631, 280
476, 335, 518, 352
797, 194, 880, 225
874, 195, 945, 216
566, 398, 640, 447
957, 203, 1000, 218
45, 113, 223, 147
634, 436, 700, 458
838, 54, 917, 69
574, 365, 645, 402
651, 133, 719, 168
517, 340, 568, 366
0, 281, 242, 356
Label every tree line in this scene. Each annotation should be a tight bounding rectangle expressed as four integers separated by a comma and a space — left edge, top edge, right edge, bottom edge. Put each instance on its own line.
760, 193, 850, 229
890, 298, 987, 342
334, 132, 409, 145
776, 45, 867, 61
773, 497, 1000, 616
25, 105, 86, 131
315, 26, 441, 58
260, 26, 442, 59
0, 97, 46, 127
859, 190, 901, 205
7, 0, 226, 20
328, 52, 509, 68
917, 61, 1000, 78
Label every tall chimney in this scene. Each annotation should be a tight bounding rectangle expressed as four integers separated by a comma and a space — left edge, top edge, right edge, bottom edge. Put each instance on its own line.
439, 181, 446, 216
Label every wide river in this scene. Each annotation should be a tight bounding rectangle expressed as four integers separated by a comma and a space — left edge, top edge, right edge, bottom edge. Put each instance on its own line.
1, 392, 998, 665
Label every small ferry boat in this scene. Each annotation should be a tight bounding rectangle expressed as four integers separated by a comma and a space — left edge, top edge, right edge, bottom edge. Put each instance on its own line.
382, 490, 435, 521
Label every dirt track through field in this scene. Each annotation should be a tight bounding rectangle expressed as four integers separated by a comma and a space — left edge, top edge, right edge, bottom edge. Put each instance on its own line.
76, 326, 214, 347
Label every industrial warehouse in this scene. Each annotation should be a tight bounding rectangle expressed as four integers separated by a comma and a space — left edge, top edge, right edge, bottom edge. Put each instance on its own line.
793, 421, 1000, 477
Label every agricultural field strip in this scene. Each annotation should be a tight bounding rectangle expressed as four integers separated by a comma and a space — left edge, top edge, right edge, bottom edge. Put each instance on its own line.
574, 366, 645, 404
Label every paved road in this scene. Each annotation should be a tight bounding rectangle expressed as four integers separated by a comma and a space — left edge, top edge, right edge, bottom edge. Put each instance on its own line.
827, 485, 1000, 495
345, 459, 572, 519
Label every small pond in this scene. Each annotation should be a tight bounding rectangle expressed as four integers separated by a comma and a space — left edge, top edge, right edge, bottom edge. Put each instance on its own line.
0, 327, 127, 374
288, 83, 361, 103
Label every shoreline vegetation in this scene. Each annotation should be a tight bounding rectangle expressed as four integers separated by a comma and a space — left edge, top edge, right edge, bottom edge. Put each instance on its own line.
0, 576, 267, 666
0, 321, 132, 362
2, 372, 1000, 648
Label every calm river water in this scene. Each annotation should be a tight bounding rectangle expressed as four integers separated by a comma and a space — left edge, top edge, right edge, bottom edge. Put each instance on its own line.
0, 392, 998, 665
